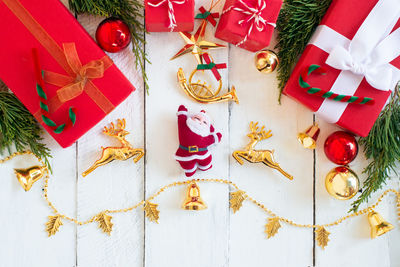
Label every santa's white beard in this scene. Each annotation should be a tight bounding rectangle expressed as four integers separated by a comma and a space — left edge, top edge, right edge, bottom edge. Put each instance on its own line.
186, 117, 210, 137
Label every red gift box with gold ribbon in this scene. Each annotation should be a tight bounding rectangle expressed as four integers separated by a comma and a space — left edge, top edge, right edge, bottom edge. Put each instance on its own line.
0, 0, 135, 147
283, 0, 400, 137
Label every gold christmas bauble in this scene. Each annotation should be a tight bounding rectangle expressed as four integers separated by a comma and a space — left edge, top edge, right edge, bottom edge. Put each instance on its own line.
254, 50, 279, 73
325, 166, 359, 200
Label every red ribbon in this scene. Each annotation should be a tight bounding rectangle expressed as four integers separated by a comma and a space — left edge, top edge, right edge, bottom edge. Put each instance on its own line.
200, 53, 227, 81
195, 6, 219, 27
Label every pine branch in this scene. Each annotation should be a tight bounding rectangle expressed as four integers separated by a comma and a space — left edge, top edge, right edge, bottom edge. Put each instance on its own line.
275, 0, 332, 103
350, 83, 400, 212
0, 91, 51, 170
68, 0, 150, 92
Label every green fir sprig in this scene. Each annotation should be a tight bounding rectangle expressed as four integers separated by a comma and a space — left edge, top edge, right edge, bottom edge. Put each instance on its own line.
0, 87, 51, 170
275, 0, 332, 103
68, 0, 150, 91
350, 84, 400, 212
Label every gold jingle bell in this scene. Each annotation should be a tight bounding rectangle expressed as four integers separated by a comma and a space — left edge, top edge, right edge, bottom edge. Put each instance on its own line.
297, 124, 320, 149
14, 165, 47, 191
325, 166, 359, 200
182, 182, 207, 210
254, 50, 279, 74
368, 210, 394, 239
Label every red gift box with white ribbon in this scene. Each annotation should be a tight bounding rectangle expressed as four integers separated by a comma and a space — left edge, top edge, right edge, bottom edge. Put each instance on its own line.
0, 0, 135, 147
215, 0, 282, 52
145, 0, 194, 32
284, 0, 400, 137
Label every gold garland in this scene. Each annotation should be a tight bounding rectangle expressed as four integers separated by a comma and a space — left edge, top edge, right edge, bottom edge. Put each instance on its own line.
2, 151, 400, 248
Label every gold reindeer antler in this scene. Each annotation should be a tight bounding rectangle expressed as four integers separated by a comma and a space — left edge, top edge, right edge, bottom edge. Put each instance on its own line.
249, 121, 272, 140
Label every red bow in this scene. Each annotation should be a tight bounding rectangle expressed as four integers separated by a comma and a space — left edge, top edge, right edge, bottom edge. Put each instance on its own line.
195, 6, 219, 27
197, 53, 227, 81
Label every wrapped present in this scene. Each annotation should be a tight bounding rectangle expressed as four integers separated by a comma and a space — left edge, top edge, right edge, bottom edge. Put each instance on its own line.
145, 0, 195, 32
215, 0, 282, 52
0, 0, 135, 148
283, 0, 400, 137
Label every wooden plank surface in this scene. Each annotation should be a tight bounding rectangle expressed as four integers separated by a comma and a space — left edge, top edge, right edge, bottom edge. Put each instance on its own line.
0, 0, 399, 266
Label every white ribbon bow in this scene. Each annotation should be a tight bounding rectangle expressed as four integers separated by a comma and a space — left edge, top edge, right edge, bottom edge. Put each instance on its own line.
326, 45, 393, 91
148, 0, 186, 31
224, 0, 276, 46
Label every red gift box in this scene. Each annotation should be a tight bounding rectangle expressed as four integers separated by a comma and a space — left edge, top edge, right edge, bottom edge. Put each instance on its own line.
283, 0, 400, 137
0, 0, 135, 148
145, 0, 194, 32
215, 0, 282, 52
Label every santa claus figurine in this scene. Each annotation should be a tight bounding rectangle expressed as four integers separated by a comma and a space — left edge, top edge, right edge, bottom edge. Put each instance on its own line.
175, 105, 222, 177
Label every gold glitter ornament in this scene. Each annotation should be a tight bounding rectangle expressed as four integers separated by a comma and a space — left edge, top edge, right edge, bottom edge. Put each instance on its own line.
254, 50, 279, 74
325, 166, 360, 200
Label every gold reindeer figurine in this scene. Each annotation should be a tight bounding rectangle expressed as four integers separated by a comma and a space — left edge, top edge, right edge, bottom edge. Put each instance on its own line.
232, 122, 293, 180
82, 119, 145, 177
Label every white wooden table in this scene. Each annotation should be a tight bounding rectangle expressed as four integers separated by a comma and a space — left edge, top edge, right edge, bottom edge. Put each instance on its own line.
1, 1, 399, 266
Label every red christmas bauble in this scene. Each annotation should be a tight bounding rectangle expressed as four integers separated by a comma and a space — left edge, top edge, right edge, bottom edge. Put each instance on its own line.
324, 131, 358, 165
95, 18, 131, 53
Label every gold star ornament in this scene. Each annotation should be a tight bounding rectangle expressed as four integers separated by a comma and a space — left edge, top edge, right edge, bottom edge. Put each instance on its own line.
171, 22, 226, 64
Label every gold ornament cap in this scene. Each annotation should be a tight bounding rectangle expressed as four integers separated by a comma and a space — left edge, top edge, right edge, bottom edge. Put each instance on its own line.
368, 210, 394, 239
254, 50, 279, 74
325, 166, 359, 200
182, 182, 207, 210
297, 124, 320, 149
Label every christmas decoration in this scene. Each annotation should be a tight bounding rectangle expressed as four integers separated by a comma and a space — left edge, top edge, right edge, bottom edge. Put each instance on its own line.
0, 0, 135, 148
182, 182, 207, 210
265, 217, 281, 239
299, 65, 374, 105
215, 0, 282, 52
95, 18, 132, 53
325, 166, 360, 200
144, 202, 160, 223
351, 85, 400, 212
197, 53, 227, 82
95, 212, 114, 235
324, 131, 358, 165
283, 0, 400, 137
14, 166, 48, 192
297, 124, 320, 150
275, 0, 332, 102
171, 23, 225, 64
368, 210, 394, 239
229, 190, 246, 213
315, 226, 330, 250
145, 0, 195, 32
175, 105, 222, 177
254, 50, 279, 74
232, 122, 293, 180
195, 6, 220, 27
0, 151, 49, 191
38, 172, 399, 249
82, 119, 144, 177
177, 67, 238, 104
0, 88, 51, 169
45, 215, 63, 237
68, 0, 149, 91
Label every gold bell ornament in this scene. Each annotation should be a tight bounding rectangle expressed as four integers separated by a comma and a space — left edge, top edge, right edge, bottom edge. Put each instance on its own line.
254, 50, 279, 74
297, 124, 320, 149
182, 182, 207, 210
325, 166, 359, 200
14, 165, 48, 191
367, 210, 394, 239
